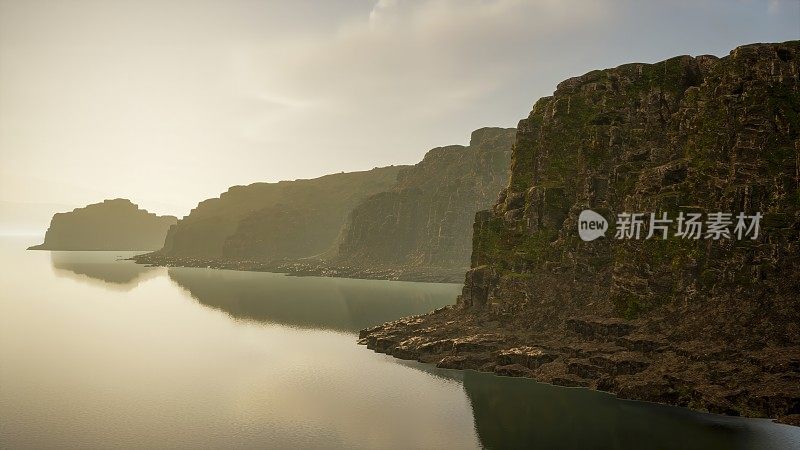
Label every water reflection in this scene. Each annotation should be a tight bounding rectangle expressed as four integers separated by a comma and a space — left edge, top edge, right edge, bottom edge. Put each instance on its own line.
392, 363, 799, 450
11, 242, 797, 449
50, 251, 161, 291
461, 370, 760, 450
167, 267, 461, 332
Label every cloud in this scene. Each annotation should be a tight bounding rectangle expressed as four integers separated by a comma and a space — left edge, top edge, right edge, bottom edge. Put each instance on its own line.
229, 0, 613, 153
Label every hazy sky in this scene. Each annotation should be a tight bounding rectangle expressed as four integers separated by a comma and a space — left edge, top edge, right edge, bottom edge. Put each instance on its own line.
1, 0, 798, 226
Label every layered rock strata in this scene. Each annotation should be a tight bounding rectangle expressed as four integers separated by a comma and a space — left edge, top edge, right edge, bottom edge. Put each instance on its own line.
360, 41, 800, 424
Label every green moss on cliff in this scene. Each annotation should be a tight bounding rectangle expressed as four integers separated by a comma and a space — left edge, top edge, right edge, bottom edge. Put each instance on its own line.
466, 41, 800, 332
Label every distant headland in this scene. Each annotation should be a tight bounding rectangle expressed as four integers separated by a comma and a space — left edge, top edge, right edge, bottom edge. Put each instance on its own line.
28, 199, 177, 251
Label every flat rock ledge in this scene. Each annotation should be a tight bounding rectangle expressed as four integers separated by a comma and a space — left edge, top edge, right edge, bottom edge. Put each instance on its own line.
130, 253, 466, 283
359, 306, 800, 427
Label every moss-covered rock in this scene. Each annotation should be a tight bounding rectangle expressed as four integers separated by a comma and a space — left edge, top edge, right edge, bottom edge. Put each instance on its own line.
361, 41, 800, 422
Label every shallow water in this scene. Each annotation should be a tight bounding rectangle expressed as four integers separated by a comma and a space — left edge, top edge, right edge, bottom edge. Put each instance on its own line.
1, 237, 797, 449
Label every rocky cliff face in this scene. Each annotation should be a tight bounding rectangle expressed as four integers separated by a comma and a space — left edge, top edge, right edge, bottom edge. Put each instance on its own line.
139, 130, 512, 282
335, 127, 514, 269
28, 199, 177, 250
158, 166, 404, 259
360, 41, 800, 423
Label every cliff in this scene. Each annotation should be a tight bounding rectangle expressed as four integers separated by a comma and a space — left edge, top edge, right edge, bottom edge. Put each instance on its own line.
360, 41, 800, 423
157, 166, 404, 259
135, 130, 512, 282
334, 127, 514, 269
28, 199, 177, 251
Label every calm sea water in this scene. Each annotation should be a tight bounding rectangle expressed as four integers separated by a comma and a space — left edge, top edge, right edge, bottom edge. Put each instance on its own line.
0, 236, 798, 449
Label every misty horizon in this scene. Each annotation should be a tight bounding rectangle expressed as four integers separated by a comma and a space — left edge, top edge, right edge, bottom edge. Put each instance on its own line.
2, 0, 799, 232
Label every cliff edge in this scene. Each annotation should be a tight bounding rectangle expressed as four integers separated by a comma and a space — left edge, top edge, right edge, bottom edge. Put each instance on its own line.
133, 131, 514, 283
334, 127, 514, 269
360, 41, 800, 424
143, 166, 404, 261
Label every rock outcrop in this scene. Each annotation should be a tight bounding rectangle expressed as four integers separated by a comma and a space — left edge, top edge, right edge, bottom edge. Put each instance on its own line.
360, 41, 800, 424
156, 166, 404, 259
334, 127, 514, 270
28, 199, 177, 250
135, 130, 513, 282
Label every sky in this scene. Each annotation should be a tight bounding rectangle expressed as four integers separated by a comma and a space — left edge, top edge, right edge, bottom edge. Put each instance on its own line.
1, 0, 798, 232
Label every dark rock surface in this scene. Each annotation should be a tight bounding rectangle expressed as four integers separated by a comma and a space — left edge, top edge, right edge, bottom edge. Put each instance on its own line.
360, 41, 800, 424
334, 127, 514, 271
28, 199, 177, 251
156, 166, 404, 259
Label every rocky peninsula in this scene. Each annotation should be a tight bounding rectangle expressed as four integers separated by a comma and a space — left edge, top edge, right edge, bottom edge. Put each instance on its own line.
133, 128, 515, 283
360, 41, 800, 425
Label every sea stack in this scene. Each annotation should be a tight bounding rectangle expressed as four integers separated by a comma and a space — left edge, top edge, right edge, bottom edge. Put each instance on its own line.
29, 199, 177, 251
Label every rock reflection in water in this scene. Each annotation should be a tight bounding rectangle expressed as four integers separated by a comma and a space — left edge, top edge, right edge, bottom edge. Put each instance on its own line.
167, 267, 461, 333
461, 370, 798, 450
50, 251, 161, 291
7, 241, 795, 449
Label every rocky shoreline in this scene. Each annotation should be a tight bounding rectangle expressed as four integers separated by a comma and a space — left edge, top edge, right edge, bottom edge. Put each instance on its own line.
359, 306, 800, 426
130, 252, 467, 283
362, 41, 800, 427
